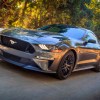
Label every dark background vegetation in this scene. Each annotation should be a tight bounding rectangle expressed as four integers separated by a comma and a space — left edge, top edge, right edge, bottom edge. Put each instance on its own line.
0, 0, 99, 38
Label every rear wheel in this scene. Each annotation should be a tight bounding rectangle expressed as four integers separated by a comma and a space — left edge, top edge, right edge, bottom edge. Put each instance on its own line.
56, 51, 75, 80
94, 60, 100, 72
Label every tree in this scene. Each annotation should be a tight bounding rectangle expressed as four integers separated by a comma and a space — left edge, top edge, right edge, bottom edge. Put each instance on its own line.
0, 0, 99, 38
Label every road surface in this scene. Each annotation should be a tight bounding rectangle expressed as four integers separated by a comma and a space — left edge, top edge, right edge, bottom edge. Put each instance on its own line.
0, 60, 100, 100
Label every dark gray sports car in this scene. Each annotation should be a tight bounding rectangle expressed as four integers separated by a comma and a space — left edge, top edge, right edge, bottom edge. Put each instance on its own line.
0, 24, 100, 79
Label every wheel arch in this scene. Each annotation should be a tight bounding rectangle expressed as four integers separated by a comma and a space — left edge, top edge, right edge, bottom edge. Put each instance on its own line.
56, 49, 78, 79
67, 49, 78, 67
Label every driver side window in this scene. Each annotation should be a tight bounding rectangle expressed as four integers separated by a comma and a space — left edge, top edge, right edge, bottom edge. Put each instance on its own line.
86, 32, 98, 43
85, 32, 100, 49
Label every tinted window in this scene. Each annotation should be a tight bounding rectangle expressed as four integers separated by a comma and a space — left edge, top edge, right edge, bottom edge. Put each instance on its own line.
62, 28, 86, 39
38, 24, 76, 33
85, 32, 100, 49
38, 25, 86, 39
42, 26, 62, 33
86, 32, 98, 43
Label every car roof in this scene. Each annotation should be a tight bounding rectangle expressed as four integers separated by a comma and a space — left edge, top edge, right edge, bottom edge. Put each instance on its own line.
47, 24, 78, 28
40, 24, 93, 35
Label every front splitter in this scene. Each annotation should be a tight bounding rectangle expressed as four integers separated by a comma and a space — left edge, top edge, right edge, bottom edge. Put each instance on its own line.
0, 54, 56, 73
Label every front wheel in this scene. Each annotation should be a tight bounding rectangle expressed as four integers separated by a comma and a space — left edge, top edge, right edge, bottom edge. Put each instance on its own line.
56, 51, 75, 80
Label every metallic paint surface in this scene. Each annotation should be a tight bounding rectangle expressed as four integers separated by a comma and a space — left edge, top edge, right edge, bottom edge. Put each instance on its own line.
0, 27, 100, 73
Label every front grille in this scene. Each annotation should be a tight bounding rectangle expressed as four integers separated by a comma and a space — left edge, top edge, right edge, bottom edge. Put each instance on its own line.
3, 52, 21, 62
1, 36, 35, 54
2, 51, 40, 68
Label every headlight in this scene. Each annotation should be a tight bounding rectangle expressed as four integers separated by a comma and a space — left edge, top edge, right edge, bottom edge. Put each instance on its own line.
38, 44, 62, 52
38, 44, 55, 50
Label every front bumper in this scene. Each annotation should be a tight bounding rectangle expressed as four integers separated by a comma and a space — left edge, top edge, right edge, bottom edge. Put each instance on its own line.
0, 44, 63, 73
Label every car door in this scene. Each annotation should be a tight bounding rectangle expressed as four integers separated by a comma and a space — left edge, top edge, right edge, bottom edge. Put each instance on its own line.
78, 31, 100, 66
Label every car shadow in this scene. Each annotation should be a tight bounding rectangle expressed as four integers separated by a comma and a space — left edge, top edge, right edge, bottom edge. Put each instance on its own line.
0, 61, 97, 82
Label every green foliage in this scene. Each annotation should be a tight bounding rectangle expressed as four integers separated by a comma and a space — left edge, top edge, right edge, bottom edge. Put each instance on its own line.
0, 0, 99, 38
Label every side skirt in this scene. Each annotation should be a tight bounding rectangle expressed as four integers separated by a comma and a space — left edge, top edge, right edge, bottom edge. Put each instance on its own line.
73, 65, 95, 72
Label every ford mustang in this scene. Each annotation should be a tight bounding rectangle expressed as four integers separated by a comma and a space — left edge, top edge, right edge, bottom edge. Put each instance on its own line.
0, 24, 100, 79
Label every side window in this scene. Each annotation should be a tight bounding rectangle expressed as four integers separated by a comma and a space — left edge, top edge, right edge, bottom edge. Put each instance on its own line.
83, 31, 100, 49
86, 32, 98, 43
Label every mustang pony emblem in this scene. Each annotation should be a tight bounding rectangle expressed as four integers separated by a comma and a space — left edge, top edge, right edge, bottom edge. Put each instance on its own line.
10, 40, 17, 44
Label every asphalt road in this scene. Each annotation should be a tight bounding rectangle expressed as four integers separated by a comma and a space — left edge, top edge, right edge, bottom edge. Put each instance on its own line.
0, 60, 100, 100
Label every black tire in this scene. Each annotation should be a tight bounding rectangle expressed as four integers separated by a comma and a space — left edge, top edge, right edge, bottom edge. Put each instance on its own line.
94, 60, 100, 72
56, 51, 75, 80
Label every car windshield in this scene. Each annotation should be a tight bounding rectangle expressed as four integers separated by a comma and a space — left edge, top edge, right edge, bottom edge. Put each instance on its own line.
38, 24, 85, 39
62, 28, 86, 39
38, 24, 76, 33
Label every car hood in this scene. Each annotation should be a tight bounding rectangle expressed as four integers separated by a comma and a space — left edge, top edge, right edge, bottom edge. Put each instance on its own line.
0, 28, 71, 45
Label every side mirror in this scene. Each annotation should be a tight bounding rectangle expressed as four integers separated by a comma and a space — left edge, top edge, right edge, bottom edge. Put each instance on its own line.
37, 28, 41, 30
83, 39, 96, 45
88, 39, 96, 44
